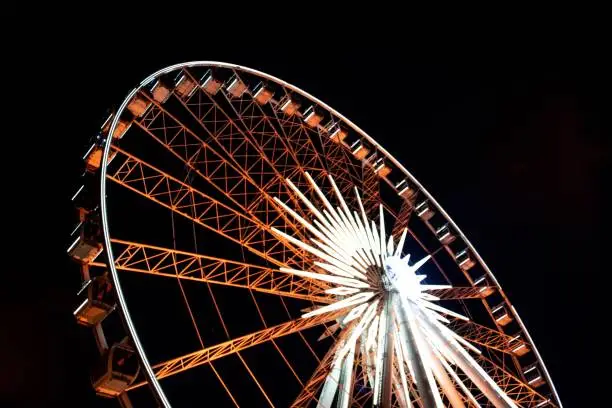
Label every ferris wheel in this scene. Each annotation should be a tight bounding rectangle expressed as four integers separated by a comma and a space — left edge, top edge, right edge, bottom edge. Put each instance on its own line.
68, 62, 562, 407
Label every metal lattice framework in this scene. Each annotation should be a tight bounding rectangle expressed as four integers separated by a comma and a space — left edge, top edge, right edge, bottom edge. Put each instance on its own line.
68, 61, 562, 408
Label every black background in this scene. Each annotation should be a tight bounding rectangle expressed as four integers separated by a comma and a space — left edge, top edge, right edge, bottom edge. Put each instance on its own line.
3, 22, 609, 407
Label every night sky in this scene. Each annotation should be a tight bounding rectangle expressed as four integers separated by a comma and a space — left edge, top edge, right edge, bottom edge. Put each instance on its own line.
4, 31, 608, 407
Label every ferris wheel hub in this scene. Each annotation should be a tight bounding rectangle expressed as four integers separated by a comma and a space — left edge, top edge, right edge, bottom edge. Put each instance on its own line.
68, 61, 561, 407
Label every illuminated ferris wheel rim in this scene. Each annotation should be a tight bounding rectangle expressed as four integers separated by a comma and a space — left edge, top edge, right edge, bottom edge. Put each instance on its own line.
99, 61, 561, 407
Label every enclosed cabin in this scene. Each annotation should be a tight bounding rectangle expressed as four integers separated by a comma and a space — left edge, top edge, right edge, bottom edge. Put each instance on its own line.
350, 140, 370, 160
72, 172, 99, 219
252, 82, 275, 105
471, 274, 495, 297
67, 212, 103, 264
83, 135, 116, 173
279, 96, 300, 116
200, 69, 223, 95
225, 74, 248, 98
415, 199, 435, 221
455, 248, 476, 271
523, 363, 546, 388
491, 302, 513, 326
303, 106, 323, 127
126, 92, 152, 117
507, 333, 531, 357
326, 122, 348, 144
74, 273, 115, 327
101, 112, 132, 140
372, 157, 392, 178
93, 341, 140, 398
174, 70, 198, 99
146, 76, 173, 104
435, 223, 456, 245
395, 179, 416, 200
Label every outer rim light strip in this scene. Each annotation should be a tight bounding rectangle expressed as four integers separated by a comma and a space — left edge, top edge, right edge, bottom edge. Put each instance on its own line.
101, 85, 171, 407
103, 60, 558, 407
152, 61, 558, 405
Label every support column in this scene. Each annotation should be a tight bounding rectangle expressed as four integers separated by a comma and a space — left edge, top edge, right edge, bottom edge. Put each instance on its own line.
317, 356, 343, 408
373, 292, 395, 408
394, 297, 439, 407
337, 345, 356, 408
418, 315, 516, 408
380, 293, 396, 408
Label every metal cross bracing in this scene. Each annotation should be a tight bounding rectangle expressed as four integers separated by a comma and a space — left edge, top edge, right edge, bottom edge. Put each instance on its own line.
446, 320, 530, 356
134, 99, 312, 269
107, 147, 312, 271
392, 199, 418, 241
90, 238, 486, 307
179, 68, 364, 216
430, 286, 494, 300
177, 79, 326, 217
176, 68, 355, 223
130, 84, 398, 273
361, 159, 382, 219
104, 147, 541, 406
90, 239, 331, 304
194, 68, 394, 229
81, 63, 561, 408
127, 309, 346, 391
449, 354, 553, 408
423, 213, 535, 389
290, 321, 354, 408
101, 147, 540, 404
406, 191, 537, 389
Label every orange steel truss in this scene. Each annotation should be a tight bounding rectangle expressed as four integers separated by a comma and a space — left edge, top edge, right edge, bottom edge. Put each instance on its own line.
391, 199, 416, 241
429, 286, 494, 300
108, 148, 310, 269
128, 310, 345, 391
92, 239, 330, 303
290, 320, 355, 408
82, 63, 560, 407
448, 319, 530, 355
361, 162, 382, 219
449, 354, 550, 407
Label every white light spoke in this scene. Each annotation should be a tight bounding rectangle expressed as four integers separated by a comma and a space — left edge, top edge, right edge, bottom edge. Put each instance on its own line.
304, 172, 343, 226
326, 287, 361, 296
395, 227, 408, 257
313, 262, 368, 283
273, 196, 355, 262
387, 234, 394, 258
379, 205, 386, 261
418, 299, 469, 321
342, 302, 369, 324
271, 227, 361, 278
421, 284, 453, 290
272, 175, 523, 407
394, 337, 412, 407
279, 268, 369, 288
302, 292, 376, 319
285, 178, 328, 226
311, 238, 354, 267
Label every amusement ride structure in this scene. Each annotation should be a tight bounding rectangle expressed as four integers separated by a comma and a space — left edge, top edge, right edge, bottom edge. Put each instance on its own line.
68, 62, 562, 407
